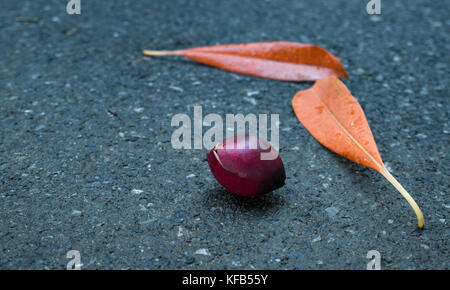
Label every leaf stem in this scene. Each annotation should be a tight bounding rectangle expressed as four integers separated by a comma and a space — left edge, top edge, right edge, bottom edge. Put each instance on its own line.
142, 50, 179, 56
379, 168, 424, 229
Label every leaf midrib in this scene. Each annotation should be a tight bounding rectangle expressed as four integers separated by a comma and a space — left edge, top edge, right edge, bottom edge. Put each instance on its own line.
310, 88, 385, 173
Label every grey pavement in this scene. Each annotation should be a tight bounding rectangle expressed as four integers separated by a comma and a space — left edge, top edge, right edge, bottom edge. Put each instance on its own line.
0, 0, 449, 269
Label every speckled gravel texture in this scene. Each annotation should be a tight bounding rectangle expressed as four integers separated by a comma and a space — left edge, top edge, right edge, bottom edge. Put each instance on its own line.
0, 0, 448, 269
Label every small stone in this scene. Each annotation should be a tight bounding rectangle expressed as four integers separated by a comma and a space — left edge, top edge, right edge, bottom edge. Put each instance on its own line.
134, 107, 144, 113
404, 89, 413, 94
169, 86, 184, 92
388, 219, 394, 224
243, 97, 257, 105
195, 249, 211, 256
72, 210, 82, 216
384, 162, 393, 172
131, 189, 144, 195
186, 174, 196, 178
325, 207, 339, 218
230, 74, 242, 80
312, 236, 321, 243
420, 244, 430, 250
246, 90, 259, 97
355, 68, 365, 75
35, 125, 46, 131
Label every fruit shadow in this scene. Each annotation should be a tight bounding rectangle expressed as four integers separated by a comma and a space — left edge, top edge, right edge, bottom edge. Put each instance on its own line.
202, 185, 284, 214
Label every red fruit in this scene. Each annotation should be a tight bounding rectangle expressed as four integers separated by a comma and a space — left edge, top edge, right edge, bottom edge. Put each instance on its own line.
206, 134, 286, 197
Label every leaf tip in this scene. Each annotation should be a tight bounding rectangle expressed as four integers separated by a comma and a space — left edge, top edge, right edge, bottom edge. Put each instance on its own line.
142, 50, 178, 56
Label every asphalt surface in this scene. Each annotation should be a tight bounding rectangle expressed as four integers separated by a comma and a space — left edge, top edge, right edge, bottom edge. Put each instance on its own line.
0, 0, 449, 269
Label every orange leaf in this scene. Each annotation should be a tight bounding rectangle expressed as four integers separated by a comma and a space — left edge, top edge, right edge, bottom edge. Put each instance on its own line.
143, 42, 349, 81
292, 76, 424, 228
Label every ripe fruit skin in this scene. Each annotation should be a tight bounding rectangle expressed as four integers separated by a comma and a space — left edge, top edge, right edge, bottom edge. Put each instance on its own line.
206, 134, 286, 197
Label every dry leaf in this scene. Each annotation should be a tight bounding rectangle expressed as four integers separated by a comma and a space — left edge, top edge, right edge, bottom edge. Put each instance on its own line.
292, 76, 424, 228
143, 41, 348, 81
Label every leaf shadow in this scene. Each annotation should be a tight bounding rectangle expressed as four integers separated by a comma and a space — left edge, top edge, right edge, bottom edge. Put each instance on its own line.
321, 147, 387, 207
